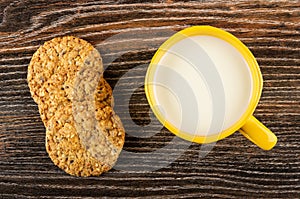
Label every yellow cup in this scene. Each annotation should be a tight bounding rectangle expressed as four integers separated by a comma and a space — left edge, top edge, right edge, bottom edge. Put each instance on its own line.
145, 26, 277, 150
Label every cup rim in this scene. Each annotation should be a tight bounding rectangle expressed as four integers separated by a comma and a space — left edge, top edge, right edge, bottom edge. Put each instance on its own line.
145, 25, 263, 143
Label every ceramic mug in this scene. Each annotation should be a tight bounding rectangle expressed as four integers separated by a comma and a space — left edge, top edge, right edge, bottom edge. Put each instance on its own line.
145, 26, 277, 150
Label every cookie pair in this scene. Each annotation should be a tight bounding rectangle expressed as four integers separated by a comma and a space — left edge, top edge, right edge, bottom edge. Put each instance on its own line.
28, 36, 125, 176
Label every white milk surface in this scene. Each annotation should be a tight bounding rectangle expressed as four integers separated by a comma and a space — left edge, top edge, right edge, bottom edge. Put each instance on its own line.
152, 36, 253, 136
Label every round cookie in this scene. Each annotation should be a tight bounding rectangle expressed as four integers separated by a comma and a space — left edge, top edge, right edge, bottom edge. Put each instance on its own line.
27, 36, 125, 176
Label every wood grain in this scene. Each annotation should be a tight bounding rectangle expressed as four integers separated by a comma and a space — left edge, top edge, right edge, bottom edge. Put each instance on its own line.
0, 0, 299, 198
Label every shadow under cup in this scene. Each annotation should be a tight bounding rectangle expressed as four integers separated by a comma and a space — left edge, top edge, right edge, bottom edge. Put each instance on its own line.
145, 26, 277, 150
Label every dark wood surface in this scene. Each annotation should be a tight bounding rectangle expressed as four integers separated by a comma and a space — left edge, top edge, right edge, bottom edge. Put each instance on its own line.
0, 0, 299, 198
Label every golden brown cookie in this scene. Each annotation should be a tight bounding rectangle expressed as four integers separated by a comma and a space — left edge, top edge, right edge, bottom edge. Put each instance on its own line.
27, 36, 125, 176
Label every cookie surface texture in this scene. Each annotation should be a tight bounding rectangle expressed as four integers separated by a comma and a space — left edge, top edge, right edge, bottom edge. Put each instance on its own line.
27, 36, 125, 176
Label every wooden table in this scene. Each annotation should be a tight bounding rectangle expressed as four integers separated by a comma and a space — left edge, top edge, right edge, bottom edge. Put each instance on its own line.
0, 0, 299, 198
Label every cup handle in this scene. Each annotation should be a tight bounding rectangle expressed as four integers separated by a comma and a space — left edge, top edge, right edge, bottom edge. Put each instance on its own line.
239, 115, 277, 150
